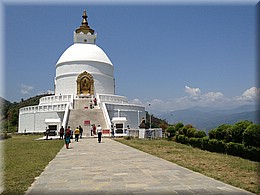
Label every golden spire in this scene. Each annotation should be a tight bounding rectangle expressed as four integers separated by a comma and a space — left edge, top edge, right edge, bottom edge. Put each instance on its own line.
75, 9, 94, 34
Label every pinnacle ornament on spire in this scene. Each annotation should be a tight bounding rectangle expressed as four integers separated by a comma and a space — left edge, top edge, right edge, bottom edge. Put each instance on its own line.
75, 9, 95, 34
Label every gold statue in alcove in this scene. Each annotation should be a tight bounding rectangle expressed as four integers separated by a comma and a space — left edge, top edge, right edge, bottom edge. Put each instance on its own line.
77, 71, 94, 95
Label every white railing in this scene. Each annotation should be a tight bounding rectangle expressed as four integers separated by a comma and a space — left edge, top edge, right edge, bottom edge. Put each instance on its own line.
98, 94, 128, 104
62, 95, 74, 127
105, 103, 145, 112
100, 102, 111, 129
62, 102, 70, 128
19, 103, 68, 114
39, 94, 73, 105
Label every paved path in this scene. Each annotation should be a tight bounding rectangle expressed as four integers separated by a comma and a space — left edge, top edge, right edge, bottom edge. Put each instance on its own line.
26, 138, 254, 195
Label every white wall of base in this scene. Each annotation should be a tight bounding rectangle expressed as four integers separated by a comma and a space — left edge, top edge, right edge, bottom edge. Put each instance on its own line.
107, 105, 146, 129
18, 111, 64, 133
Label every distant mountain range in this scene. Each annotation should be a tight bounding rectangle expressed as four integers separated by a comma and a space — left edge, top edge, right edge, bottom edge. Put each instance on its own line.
159, 105, 259, 132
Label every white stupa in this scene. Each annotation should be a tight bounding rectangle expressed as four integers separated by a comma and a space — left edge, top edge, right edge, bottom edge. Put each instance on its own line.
18, 10, 145, 136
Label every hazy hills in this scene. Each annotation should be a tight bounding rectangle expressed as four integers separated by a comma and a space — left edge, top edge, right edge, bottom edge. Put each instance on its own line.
159, 105, 259, 132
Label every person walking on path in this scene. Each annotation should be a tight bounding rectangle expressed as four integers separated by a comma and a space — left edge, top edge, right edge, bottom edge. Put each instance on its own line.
74, 127, 80, 142
94, 98, 97, 106
97, 125, 102, 143
70, 128, 73, 139
64, 127, 71, 149
110, 125, 115, 139
45, 127, 50, 140
79, 125, 83, 139
93, 124, 96, 135
59, 126, 64, 140
90, 125, 93, 136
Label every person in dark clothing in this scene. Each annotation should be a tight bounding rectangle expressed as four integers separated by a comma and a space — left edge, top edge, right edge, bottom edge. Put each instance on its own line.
97, 125, 102, 143
45, 127, 50, 140
60, 126, 64, 139
65, 127, 71, 149
79, 125, 83, 139
94, 98, 97, 106
111, 125, 115, 139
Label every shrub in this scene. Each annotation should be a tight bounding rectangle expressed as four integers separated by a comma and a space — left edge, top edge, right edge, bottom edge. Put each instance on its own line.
200, 137, 210, 150
226, 142, 245, 156
245, 146, 260, 162
231, 120, 252, 143
166, 126, 176, 138
195, 130, 207, 138
175, 135, 188, 144
208, 129, 216, 139
186, 128, 196, 138
175, 122, 184, 132
181, 124, 193, 137
226, 142, 260, 162
188, 137, 201, 148
243, 124, 260, 148
223, 127, 233, 143
215, 124, 232, 141
208, 139, 226, 153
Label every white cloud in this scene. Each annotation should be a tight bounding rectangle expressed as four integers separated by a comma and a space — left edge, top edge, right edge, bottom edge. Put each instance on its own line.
20, 84, 34, 95
234, 87, 260, 102
184, 86, 226, 103
132, 86, 258, 115
202, 92, 225, 102
129, 98, 144, 106
184, 85, 201, 96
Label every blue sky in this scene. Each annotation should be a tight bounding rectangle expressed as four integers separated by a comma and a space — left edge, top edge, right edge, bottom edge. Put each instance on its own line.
1, 1, 259, 114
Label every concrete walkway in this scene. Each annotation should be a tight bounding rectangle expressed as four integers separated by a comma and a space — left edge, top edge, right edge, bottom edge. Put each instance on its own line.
26, 138, 254, 195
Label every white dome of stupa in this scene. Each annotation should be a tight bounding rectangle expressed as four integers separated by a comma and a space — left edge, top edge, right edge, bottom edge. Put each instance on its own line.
56, 43, 112, 66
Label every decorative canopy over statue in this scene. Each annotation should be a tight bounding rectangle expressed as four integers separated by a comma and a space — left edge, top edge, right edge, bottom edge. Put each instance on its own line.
77, 71, 94, 95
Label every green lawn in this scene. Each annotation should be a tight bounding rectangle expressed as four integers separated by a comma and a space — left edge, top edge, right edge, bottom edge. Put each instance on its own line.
116, 138, 259, 194
2, 135, 64, 195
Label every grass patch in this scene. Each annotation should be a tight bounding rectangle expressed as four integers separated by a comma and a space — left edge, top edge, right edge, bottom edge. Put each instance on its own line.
116, 138, 259, 194
3, 134, 64, 195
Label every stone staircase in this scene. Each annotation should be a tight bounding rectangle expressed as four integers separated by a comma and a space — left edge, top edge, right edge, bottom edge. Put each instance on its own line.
66, 99, 108, 136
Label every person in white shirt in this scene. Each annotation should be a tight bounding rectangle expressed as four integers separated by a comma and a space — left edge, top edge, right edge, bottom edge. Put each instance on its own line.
97, 125, 102, 143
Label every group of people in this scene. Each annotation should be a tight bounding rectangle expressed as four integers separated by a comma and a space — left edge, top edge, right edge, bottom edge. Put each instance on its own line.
59, 125, 84, 149
59, 125, 83, 140
60, 124, 103, 149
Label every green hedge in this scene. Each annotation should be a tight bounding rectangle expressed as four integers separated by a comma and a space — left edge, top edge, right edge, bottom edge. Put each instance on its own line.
243, 124, 260, 148
175, 134, 188, 144
175, 135, 260, 162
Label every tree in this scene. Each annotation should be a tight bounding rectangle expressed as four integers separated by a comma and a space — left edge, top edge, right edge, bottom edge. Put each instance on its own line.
186, 128, 197, 138
181, 124, 193, 137
166, 126, 176, 138
214, 124, 232, 141
195, 130, 207, 138
159, 123, 168, 131
243, 124, 260, 147
175, 122, 184, 132
231, 120, 253, 143
2, 94, 50, 133
208, 129, 216, 139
